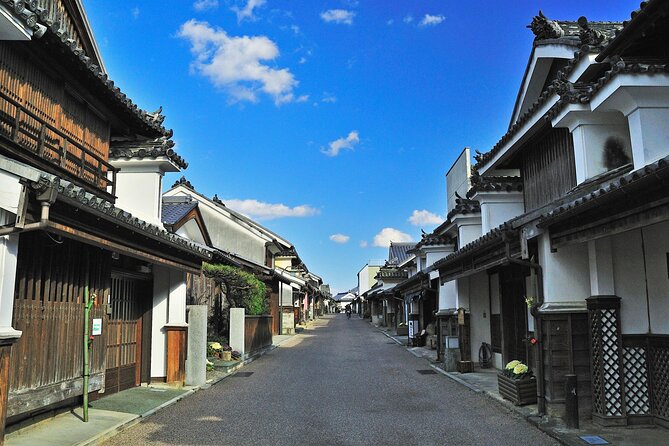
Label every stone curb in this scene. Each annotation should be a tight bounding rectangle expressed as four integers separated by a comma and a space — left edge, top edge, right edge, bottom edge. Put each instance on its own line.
375, 326, 569, 446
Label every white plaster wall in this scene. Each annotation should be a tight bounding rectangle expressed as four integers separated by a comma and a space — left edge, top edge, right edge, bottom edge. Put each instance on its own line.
641, 222, 669, 334
467, 272, 491, 364
279, 282, 293, 306
426, 250, 449, 268
151, 265, 170, 378
198, 205, 266, 265
458, 224, 482, 246
438, 280, 457, 311
479, 194, 524, 234
151, 265, 188, 378
539, 233, 590, 303
115, 170, 162, 226
572, 123, 632, 183
457, 278, 470, 310
176, 220, 207, 245
446, 148, 471, 213
0, 209, 20, 340
357, 268, 368, 296
611, 230, 649, 334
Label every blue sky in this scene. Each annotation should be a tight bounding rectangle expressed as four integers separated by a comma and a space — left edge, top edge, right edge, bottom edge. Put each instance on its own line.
84, 0, 634, 294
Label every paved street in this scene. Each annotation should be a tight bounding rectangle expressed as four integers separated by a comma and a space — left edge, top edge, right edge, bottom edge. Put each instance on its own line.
103, 315, 558, 446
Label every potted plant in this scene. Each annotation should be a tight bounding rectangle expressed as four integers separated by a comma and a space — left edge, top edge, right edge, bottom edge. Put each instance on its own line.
208, 342, 223, 359
497, 360, 537, 406
222, 344, 233, 361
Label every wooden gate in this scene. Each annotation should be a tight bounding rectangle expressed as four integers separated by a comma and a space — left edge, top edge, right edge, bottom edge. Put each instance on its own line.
105, 274, 150, 395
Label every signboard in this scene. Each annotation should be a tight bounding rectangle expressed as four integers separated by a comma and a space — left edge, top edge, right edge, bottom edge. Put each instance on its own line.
92, 318, 102, 336
408, 320, 414, 338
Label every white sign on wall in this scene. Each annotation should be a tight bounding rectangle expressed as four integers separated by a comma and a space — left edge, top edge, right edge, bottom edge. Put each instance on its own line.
92, 318, 102, 336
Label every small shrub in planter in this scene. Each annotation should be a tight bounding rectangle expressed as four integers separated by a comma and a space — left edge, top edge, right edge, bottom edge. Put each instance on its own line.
497, 360, 537, 406
231, 350, 242, 360
208, 342, 223, 359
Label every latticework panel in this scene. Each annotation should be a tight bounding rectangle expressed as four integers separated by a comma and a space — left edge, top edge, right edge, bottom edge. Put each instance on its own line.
589, 307, 624, 418
649, 345, 669, 420
623, 347, 650, 415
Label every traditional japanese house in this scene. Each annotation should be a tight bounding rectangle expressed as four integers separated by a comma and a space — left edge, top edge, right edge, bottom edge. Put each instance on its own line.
0, 2, 213, 441
163, 179, 309, 336
435, 1, 669, 428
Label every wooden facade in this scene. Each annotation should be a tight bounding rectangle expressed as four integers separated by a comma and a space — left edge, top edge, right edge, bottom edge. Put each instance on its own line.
244, 315, 273, 355
540, 312, 592, 417
8, 232, 110, 419
520, 128, 576, 212
0, 42, 114, 195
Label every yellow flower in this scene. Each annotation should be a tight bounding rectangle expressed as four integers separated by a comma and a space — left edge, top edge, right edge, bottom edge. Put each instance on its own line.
505, 360, 520, 370
513, 363, 529, 375
209, 342, 222, 351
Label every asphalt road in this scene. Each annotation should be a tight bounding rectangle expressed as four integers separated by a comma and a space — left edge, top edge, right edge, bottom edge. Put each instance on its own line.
102, 315, 559, 446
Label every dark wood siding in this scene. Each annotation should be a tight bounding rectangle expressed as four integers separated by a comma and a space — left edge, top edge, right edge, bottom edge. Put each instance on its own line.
521, 128, 576, 212
0, 43, 113, 192
8, 233, 110, 417
541, 313, 592, 416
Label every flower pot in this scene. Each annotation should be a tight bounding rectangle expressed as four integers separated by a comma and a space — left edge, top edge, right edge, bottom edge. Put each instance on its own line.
222, 351, 232, 361
497, 373, 537, 406
214, 351, 223, 359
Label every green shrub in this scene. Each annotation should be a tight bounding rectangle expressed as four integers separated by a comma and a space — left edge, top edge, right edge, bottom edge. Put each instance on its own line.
202, 263, 268, 315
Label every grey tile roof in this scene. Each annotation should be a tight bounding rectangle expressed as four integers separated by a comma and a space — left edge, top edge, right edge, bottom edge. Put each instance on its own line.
474, 13, 627, 172
467, 175, 523, 198
388, 242, 415, 265
432, 223, 516, 272
538, 155, 669, 226
30, 174, 211, 258
111, 137, 188, 170
447, 197, 481, 220
161, 196, 198, 225
411, 229, 455, 252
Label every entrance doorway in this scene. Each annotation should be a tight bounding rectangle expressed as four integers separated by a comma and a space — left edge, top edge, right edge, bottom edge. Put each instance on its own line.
500, 265, 528, 364
104, 274, 152, 395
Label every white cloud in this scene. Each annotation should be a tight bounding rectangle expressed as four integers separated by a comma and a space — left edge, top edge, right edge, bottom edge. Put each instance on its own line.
290, 25, 301, 35
322, 92, 337, 103
373, 228, 413, 248
329, 234, 350, 244
193, 0, 218, 11
231, 0, 266, 22
223, 198, 319, 220
321, 131, 359, 157
177, 20, 300, 105
386, 19, 394, 25
419, 14, 445, 27
408, 210, 443, 226
298, 57, 307, 64
320, 9, 356, 25
403, 15, 413, 24
131, 7, 140, 19
359, 240, 368, 248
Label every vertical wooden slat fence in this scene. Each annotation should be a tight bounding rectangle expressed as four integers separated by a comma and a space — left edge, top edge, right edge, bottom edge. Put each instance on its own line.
244, 315, 273, 354
8, 233, 110, 418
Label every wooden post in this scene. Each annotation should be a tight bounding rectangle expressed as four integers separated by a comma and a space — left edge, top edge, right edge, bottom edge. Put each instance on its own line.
0, 339, 17, 446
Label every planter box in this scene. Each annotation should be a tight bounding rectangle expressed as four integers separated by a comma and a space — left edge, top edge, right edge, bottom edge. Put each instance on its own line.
497, 374, 537, 406
457, 361, 474, 373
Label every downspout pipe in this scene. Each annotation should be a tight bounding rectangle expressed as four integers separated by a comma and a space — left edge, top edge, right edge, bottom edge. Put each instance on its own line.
0, 200, 53, 236
503, 241, 546, 416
